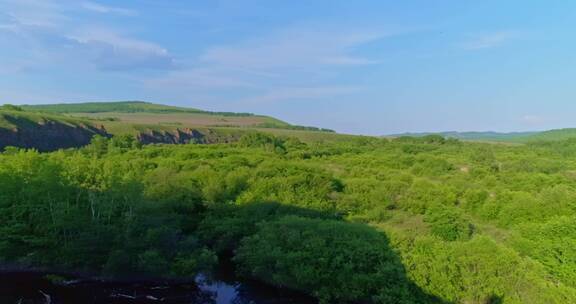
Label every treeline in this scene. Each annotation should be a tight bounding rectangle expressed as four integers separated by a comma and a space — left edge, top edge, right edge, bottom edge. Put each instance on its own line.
1, 133, 576, 303
256, 122, 336, 132
21, 101, 257, 117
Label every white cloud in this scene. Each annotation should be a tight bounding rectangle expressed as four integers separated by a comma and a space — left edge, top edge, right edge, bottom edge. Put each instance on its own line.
199, 28, 386, 69
80, 1, 137, 16
67, 27, 176, 70
0, 0, 173, 71
146, 27, 387, 101
460, 31, 517, 50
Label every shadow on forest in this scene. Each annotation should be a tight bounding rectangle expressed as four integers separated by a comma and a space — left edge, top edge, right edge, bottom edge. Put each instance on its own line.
200, 201, 450, 304
0, 187, 449, 304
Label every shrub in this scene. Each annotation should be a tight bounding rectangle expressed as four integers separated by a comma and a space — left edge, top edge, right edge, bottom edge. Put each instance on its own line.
235, 216, 416, 303
424, 205, 473, 241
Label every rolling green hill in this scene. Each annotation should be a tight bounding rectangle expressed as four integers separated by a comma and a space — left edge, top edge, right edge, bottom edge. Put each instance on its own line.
22, 101, 243, 116
0, 105, 96, 129
519, 128, 576, 142
20, 101, 334, 132
0, 102, 341, 151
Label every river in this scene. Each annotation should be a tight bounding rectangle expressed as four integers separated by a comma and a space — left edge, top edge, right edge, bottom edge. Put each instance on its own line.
0, 268, 317, 304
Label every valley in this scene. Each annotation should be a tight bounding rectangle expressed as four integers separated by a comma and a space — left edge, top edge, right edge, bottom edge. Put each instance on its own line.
2, 109, 576, 302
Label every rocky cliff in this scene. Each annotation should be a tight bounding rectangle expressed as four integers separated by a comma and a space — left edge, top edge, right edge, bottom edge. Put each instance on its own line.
0, 118, 242, 151
0, 108, 248, 151
0, 119, 109, 152
136, 128, 242, 145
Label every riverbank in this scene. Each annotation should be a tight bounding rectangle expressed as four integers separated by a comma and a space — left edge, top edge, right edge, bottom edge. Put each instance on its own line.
0, 265, 316, 304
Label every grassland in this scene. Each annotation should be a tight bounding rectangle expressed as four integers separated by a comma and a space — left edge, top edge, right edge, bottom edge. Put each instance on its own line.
71, 111, 286, 128
518, 128, 576, 142
2, 102, 348, 144
21, 101, 339, 133
0, 107, 95, 129
23, 101, 204, 114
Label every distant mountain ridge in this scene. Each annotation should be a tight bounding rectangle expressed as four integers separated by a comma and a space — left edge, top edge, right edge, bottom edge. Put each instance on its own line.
388, 131, 538, 142
387, 129, 576, 142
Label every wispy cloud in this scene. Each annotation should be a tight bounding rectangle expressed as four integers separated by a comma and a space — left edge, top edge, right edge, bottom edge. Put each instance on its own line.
460, 31, 517, 50
146, 26, 388, 102
200, 28, 385, 69
67, 27, 176, 71
0, 0, 172, 71
80, 1, 137, 16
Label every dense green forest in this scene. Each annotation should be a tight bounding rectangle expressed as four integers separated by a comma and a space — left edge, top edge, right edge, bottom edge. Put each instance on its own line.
2, 133, 576, 303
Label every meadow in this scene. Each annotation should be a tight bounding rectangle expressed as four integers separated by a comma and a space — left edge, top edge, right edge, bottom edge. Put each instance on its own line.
19, 101, 334, 134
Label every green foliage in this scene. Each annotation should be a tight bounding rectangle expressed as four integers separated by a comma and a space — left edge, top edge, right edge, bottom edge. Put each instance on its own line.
2, 132, 576, 302
398, 234, 576, 303
424, 205, 473, 241
237, 132, 287, 153
235, 216, 417, 303
398, 179, 457, 214
21, 101, 256, 117
0, 107, 95, 130
1, 104, 24, 111
256, 122, 335, 133
512, 216, 576, 288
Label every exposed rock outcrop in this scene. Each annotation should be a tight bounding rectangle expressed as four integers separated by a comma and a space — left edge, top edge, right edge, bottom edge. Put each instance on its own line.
136, 128, 242, 145
0, 113, 243, 152
0, 119, 109, 152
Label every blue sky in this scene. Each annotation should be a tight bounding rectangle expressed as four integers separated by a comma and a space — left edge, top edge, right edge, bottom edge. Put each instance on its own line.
2, 0, 576, 135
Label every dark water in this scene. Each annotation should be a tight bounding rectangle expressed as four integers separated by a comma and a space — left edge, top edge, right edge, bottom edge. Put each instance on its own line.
0, 269, 316, 304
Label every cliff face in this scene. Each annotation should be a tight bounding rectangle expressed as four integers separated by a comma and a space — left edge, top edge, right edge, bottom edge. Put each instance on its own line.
0, 112, 243, 151
136, 128, 242, 145
0, 120, 109, 152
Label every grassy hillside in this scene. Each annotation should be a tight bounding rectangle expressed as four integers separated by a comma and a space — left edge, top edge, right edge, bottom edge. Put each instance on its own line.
0, 103, 344, 149
0, 105, 108, 151
519, 128, 576, 142
20, 101, 337, 133
0, 106, 95, 129
23, 101, 223, 115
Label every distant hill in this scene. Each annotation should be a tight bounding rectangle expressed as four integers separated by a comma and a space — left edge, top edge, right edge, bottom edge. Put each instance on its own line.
521, 128, 576, 142
0, 102, 338, 151
20, 101, 334, 133
387, 129, 576, 143
0, 105, 107, 151
387, 131, 538, 142
21, 101, 252, 116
